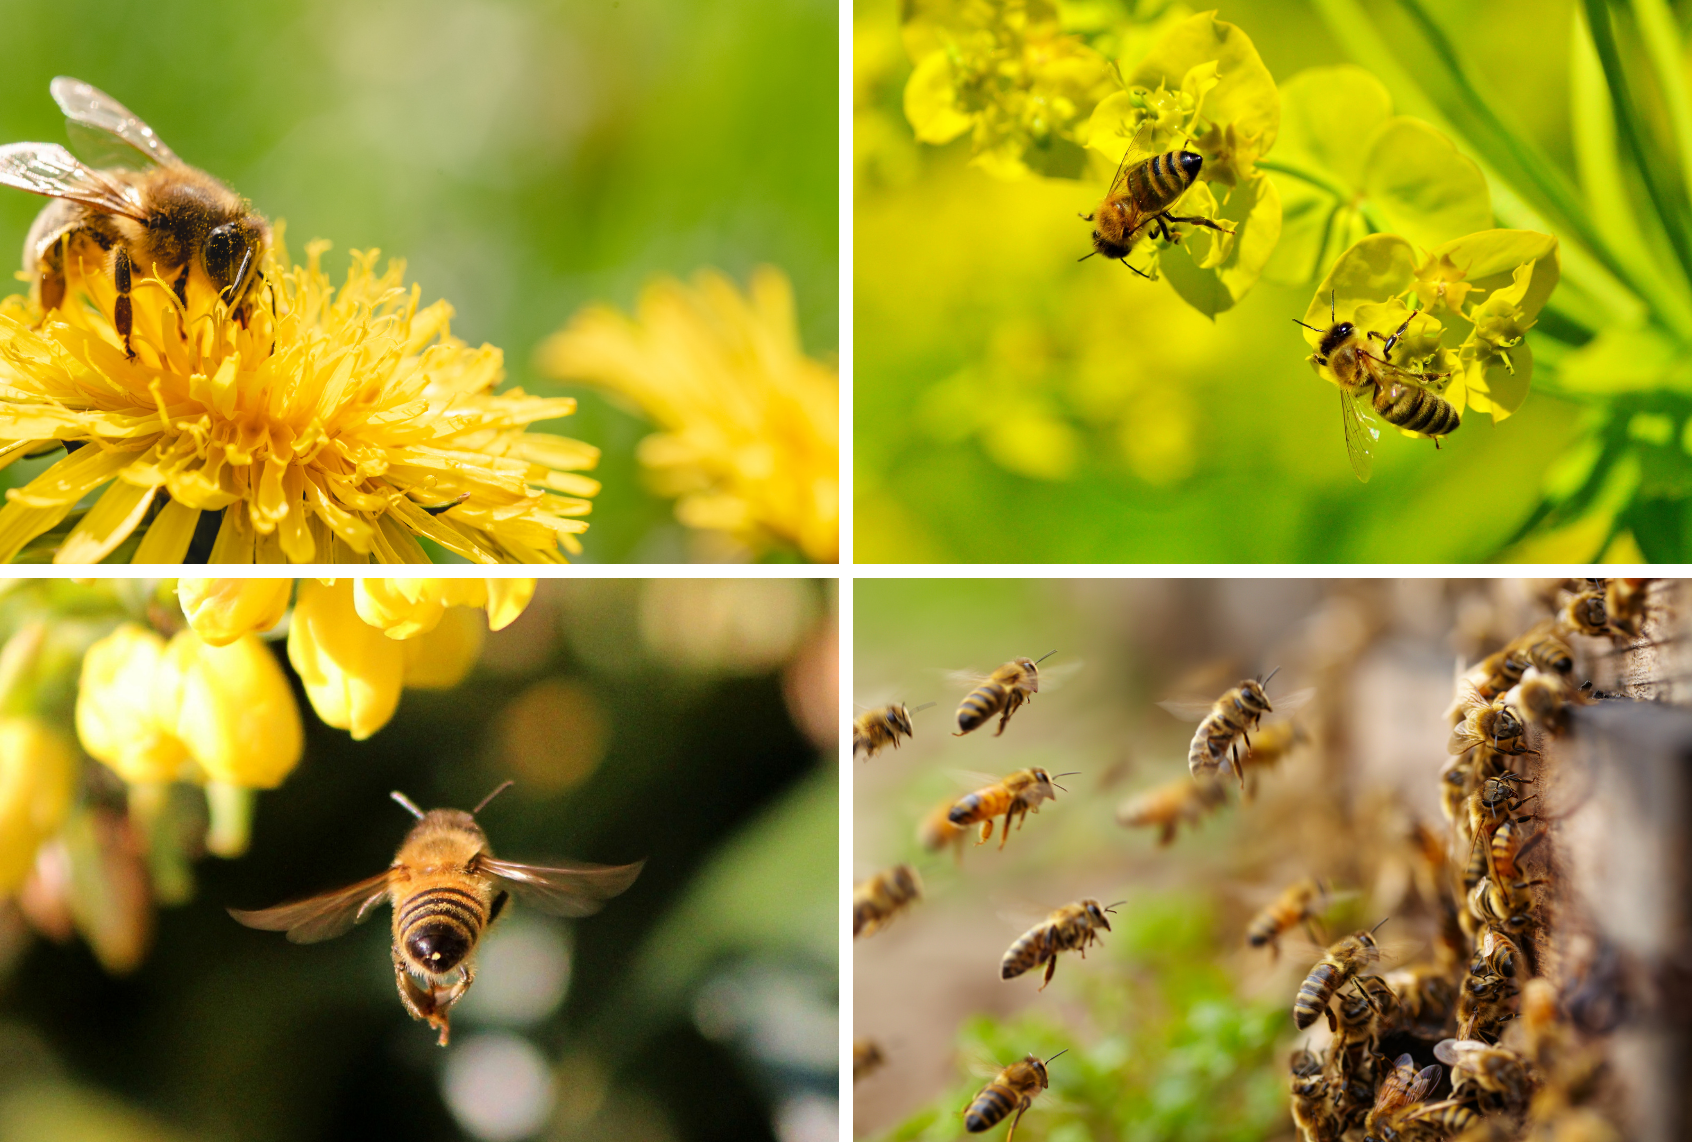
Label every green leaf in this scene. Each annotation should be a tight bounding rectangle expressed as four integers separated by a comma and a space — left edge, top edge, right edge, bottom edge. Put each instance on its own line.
1362, 117, 1492, 249
903, 53, 973, 144
1276, 65, 1392, 188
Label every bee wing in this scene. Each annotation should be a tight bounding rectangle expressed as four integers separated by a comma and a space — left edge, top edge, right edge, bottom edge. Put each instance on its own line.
1107, 120, 1157, 196
1269, 687, 1316, 714
478, 855, 645, 918
1036, 661, 1082, 692
1340, 389, 1378, 483
226, 871, 392, 944
946, 769, 1007, 789
1156, 698, 1216, 721
943, 668, 993, 687
0, 142, 147, 219
50, 77, 182, 169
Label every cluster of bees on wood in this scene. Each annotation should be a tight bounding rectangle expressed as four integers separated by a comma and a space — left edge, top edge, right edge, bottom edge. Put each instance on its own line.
854, 578, 1671, 1142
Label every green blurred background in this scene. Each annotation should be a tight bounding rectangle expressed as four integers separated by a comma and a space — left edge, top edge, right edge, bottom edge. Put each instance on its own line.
0, 0, 838, 563
0, 578, 837, 1140
854, 0, 1691, 562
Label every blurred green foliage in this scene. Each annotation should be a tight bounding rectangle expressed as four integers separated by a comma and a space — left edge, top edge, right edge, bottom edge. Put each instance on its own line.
0, 0, 836, 563
855, 0, 1689, 561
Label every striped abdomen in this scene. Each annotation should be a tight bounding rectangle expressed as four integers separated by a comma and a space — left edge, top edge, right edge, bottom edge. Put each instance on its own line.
949, 785, 1013, 827
396, 881, 488, 976
965, 1082, 1022, 1133
1125, 151, 1199, 214
1293, 959, 1343, 1029
1002, 925, 1061, 979
1373, 381, 1460, 437
957, 682, 1010, 733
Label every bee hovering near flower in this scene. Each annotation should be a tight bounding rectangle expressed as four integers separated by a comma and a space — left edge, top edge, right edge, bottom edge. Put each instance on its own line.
228, 783, 642, 1046
1080, 121, 1235, 278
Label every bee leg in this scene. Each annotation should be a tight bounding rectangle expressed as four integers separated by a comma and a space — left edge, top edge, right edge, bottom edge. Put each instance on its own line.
978, 821, 992, 846
392, 947, 438, 1025
1118, 257, 1155, 280
1165, 212, 1236, 236
37, 237, 67, 316
1005, 1101, 1028, 1143
1038, 957, 1057, 991
1158, 822, 1175, 846
110, 245, 137, 358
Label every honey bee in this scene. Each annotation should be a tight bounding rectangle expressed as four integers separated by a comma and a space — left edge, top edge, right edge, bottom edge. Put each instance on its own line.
228, 784, 642, 1046
1470, 926, 1524, 981
1465, 774, 1536, 872
854, 701, 934, 760
1456, 963, 1518, 1042
1488, 815, 1544, 886
918, 791, 969, 859
948, 768, 1075, 851
1330, 976, 1401, 1073
1448, 680, 1538, 756
1237, 719, 1308, 797
854, 1038, 886, 1082
0, 78, 271, 357
1161, 670, 1309, 787
955, 653, 1053, 737
1293, 919, 1394, 1030
1505, 667, 1589, 734
1385, 964, 1460, 1041
1294, 298, 1459, 482
1362, 1053, 1442, 1140
1463, 620, 1576, 701
853, 863, 923, 938
1470, 873, 1547, 938
1114, 775, 1225, 846
1365, 1097, 1479, 1142
964, 1051, 1065, 1140
1435, 1037, 1532, 1116
1562, 584, 1612, 637
1603, 577, 1652, 638
1000, 898, 1121, 990
1079, 121, 1233, 277
1246, 876, 1331, 961
1288, 1049, 1335, 1143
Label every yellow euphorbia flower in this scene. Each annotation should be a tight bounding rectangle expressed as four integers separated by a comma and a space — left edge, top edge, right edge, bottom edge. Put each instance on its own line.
538, 267, 838, 562
0, 717, 76, 893
288, 578, 405, 740
353, 577, 537, 638
76, 624, 190, 785
0, 230, 598, 563
176, 578, 292, 646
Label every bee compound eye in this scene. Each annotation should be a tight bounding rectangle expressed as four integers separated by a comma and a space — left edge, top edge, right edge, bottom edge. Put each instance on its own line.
406, 921, 471, 973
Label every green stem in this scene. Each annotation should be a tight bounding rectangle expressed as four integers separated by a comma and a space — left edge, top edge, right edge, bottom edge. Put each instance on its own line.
1628, 0, 1692, 192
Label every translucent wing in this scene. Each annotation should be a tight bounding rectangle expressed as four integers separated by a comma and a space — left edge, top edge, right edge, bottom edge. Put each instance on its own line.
51, 76, 181, 169
947, 769, 1007, 790
1340, 389, 1378, 482
1269, 687, 1317, 714
1107, 121, 1158, 197
1157, 698, 1217, 721
0, 142, 148, 218
226, 870, 392, 944
477, 855, 644, 918
1036, 661, 1082, 692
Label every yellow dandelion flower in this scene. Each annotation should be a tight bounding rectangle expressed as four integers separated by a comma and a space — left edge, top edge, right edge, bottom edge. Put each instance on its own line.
0, 229, 599, 563
537, 267, 838, 562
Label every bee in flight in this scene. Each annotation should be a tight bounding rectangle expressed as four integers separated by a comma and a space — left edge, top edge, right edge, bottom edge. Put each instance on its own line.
948, 767, 1075, 851
965, 1050, 1065, 1140
955, 652, 1054, 737
1245, 876, 1334, 962
1115, 775, 1225, 846
0, 77, 271, 358
853, 863, 923, 938
1292, 918, 1396, 1030
1000, 898, 1121, 990
854, 701, 935, 760
1294, 295, 1459, 482
228, 783, 643, 1046
1080, 121, 1234, 278
1160, 669, 1311, 788
853, 1038, 886, 1082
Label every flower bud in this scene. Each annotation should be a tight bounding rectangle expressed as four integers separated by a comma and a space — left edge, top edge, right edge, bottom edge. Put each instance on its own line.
354, 578, 451, 639
176, 578, 292, 646
402, 605, 486, 690
0, 717, 77, 894
288, 578, 405, 740
76, 624, 190, 785
168, 629, 302, 790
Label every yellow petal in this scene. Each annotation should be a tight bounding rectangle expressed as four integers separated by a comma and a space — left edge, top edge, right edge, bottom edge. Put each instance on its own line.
169, 629, 303, 789
354, 578, 449, 639
483, 579, 535, 630
75, 623, 190, 784
401, 605, 485, 689
287, 577, 404, 739
177, 578, 292, 646
0, 717, 77, 893
132, 499, 201, 562
54, 479, 158, 564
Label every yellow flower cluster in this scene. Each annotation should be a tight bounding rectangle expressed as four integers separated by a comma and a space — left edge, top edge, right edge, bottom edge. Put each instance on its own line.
539, 268, 838, 562
0, 231, 598, 563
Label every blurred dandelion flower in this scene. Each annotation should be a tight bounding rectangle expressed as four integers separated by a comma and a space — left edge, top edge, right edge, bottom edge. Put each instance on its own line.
538, 268, 838, 562
0, 231, 598, 564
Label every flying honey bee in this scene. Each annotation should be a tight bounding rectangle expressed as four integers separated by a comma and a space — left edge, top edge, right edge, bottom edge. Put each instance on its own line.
955, 653, 1054, 737
1245, 877, 1332, 961
1000, 899, 1121, 990
1294, 297, 1459, 482
228, 784, 642, 1046
964, 1051, 1065, 1140
853, 863, 923, 938
1448, 680, 1538, 756
1079, 121, 1234, 277
1362, 1052, 1442, 1139
918, 791, 969, 859
1292, 919, 1397, 1031
1115, 775, 1225, 846
948, 767, 1075, 851
1236, 719, 1309, 798
854, 701, 934, 760
1160, 670, 1311, 788
853, 1038, 886, 1082
0, 78, 271, 357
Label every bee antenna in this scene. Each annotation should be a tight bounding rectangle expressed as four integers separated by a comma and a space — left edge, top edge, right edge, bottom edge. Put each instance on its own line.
1329, 289, 1336, 324
1052, 772, 1082, 778
390, 791, 425, 819
1035, 650, 1058, 664
1292, 319, 1324, 333
1077, 250, 1098, 262
473, 779, 516, 814
1104, 900, 1126, 912
1369, 916, 1391, 935
1260, 666, 1281, 687
1042, 1049, 1069, 1067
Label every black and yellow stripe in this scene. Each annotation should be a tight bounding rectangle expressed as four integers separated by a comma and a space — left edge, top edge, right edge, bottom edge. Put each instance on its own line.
956, 682, 1009, 733
1125, 151, 1199, 214
965, 1083, 1019, 1133
1293, 959, 1341, 1029
1001, 926, 1060, 980
397, 884, 486, 972
1374, 381, 1461, 437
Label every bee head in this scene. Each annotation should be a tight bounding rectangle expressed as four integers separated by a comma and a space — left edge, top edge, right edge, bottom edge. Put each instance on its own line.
1318, 321, 1355, 359
204, 215, 268, 307
406, 920, 472, 975
889, 705, 915, 736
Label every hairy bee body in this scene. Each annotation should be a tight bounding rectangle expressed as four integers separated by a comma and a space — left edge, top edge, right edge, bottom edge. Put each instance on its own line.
965, 1055, 1055, 1139
1083, 134, 1231, 272
1288, 1049, 1334, 1143
1440, 1039, 1532, 1117
1457, 963, 1518, 1041
1189, 678, 1273, 785
1449, 682, 1536, 756
854, 864, 922, 938
1247, 876, 1329, 958
918, 792, 969, 858
949, 768, 1065, 850
1367, 1098, 1479, 1142
855, 703, 917, 760
1115, 776, 1225, 845
956, 658, 1042, 737
1363, 1053, 1442, 1139
1294, 928, 1385, 1030
1001, 899, 1117, 989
